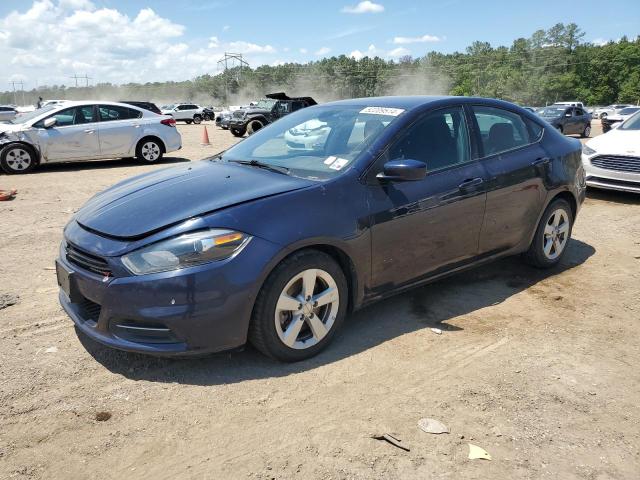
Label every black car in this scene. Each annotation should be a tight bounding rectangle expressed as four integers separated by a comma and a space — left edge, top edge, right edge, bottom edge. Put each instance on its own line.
120, 101, 162, 115
537, 105, 591, 137
228, 92, 316, 137
56, 96, 586, 361
202, 107, 216, 121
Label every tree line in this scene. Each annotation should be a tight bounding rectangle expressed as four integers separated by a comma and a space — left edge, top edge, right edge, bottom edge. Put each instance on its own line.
2, 23, 639, 107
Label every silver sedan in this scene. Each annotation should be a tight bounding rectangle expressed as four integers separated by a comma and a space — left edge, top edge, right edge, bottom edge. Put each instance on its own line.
0, 101, 182, 174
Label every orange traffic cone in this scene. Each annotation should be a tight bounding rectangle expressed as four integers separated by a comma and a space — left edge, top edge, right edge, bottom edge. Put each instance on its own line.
201, 126, 211, 146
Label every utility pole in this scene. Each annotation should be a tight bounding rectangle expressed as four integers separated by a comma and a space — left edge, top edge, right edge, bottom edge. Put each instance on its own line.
217, 53, 249, 103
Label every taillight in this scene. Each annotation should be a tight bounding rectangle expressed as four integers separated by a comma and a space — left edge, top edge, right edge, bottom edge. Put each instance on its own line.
161, 118, 176, 127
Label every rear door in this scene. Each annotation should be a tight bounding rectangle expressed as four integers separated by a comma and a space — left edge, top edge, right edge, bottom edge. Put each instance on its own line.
469, 105, 546, 254
96, 104, 142, 157
35, 105, 100, 161
368, 105, 488, 290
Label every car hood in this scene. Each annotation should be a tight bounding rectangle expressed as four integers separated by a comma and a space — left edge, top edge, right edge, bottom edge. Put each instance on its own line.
0, 123, 25, 134
74, 160, 315, 239
242, 108, 270, 116
586, 129, 640, 156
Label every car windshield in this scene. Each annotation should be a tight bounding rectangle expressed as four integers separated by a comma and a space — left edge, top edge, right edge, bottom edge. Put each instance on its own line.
539, 107, 566, 117
10, 105, 56, 124
220, 105, 402, 180
162, 104, 174, 110
620, 111, 640, 131
618, 107, 640, 115
255, 99, 277, 110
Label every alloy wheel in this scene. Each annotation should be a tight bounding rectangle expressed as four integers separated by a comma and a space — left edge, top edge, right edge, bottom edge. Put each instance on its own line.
274, 268, 340, 350
141, 142, 161, 161
543, 209, 570, 260
5, 148, 32, 171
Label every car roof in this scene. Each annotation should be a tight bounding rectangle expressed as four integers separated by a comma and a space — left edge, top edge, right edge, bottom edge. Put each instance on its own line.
322, 95, 528, 112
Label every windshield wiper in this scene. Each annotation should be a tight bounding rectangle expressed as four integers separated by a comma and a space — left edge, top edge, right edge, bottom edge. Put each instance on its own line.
228, 159, 290, 175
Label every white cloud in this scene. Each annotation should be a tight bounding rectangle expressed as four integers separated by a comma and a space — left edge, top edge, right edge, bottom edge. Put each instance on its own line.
0, 1, 280, 86
315, 47, 331, 56
222, 24, 230, 31
392, 34, 442, 44
591, 38, 609, 46
342, 1, 384, 14
350, 44, 378, 59
299, 48, 308, 54
388, 47, 410, 57
227, 41, 276, 54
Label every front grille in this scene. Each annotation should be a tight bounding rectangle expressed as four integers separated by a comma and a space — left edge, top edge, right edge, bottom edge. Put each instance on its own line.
232, 110, 244, 119
65, 243, 112, 276
591, 155, 640, 174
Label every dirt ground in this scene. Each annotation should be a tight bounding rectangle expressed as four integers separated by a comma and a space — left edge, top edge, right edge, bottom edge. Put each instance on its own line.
1, 120, 640, 480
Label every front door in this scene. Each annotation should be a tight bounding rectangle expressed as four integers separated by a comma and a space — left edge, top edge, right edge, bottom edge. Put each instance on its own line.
36, 105, 100, 161
368, 106, 487, 291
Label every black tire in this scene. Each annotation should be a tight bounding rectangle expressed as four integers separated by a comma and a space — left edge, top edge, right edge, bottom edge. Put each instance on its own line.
203, 114, 212, 121
0, 144, 37, 174
600, 112, 608, 119
523, 198, 573, 268
231, 128, 246, 137
249, 249, 348, 362
581, 124, 591, 138
193, 115, 202, 125
246, 119, 264, 135
135, 138, 164, 163
556, 125, 564, 134
185, 120, 193, 125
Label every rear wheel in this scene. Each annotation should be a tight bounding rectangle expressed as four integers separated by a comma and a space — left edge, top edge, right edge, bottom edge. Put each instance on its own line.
523, 199, 573, 268
249, 250, 348, 362
135, 139, 163, 163
581, 124, 591, 138
0, 145, 37, 174
193, 115, 202, 125
185, 120, 193, 125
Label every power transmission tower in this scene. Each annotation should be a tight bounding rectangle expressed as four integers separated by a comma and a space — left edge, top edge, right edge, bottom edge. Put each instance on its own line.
70, 74, 92, 87
10, 80, 24, 106
217, 53, 249, 103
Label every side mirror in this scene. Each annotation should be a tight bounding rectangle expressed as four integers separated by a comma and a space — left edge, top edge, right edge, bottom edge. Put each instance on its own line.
43, 117, 57, 129
377, 159, 426, 182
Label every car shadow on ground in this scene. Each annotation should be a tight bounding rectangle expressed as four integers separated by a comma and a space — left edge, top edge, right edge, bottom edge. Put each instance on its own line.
28, 156, 191, 173
587, 188, 640, 205
79, 238, 595, 385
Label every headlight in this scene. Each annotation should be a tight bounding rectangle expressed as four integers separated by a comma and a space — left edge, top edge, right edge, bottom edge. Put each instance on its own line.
582, 144, 596, 156
122, 229, 251, 275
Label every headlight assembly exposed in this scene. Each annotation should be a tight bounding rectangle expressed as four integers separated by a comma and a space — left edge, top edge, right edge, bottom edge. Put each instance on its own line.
122, 229, 251, 275
582, 144, 597, 156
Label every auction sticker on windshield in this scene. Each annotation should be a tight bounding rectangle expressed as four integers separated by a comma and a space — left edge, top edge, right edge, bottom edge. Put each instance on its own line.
329, 158, 349, 170
360, 107, 405, 116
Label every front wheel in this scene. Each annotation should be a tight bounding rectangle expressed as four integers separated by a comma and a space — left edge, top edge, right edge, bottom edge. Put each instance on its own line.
231, 128, 246, 137
136, 139, 163, 163
249, 250, 348, 362
523, 199, 573, 268
0, 145, 37, 174
600, 112, 608, 119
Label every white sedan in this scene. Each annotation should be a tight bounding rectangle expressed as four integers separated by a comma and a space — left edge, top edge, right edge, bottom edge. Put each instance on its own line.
582, 111, 640, 193
0, 101, 181, 174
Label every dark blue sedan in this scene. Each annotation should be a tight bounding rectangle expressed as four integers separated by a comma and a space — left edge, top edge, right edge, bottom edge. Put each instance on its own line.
56, 96, 586, 361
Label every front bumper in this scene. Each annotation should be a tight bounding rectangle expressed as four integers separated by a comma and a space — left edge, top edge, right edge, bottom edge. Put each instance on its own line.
228, 119, 248, 130
582, 154, 640, 193
57, 232, 281, 356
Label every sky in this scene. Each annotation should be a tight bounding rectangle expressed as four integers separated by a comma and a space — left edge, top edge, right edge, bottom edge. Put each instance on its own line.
1, 0, 639, 88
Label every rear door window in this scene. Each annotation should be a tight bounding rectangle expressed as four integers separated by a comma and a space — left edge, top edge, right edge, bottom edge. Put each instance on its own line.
471, 106, 530, 157
98, 105, 141, 121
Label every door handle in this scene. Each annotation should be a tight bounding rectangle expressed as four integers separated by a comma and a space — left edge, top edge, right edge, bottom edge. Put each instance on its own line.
533, 157, 550, 166
458, 178, 484, 190
84, 129, 95, 134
